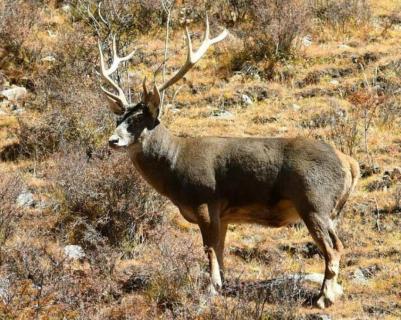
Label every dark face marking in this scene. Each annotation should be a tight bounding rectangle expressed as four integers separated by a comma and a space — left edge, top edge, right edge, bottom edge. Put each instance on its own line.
109, 102, 159, 149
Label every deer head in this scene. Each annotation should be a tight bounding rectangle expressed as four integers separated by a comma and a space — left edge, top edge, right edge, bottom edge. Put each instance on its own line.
98, 16, 228, 150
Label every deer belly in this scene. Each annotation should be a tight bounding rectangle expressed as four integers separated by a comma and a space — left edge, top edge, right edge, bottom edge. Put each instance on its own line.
222, 200, 301, 227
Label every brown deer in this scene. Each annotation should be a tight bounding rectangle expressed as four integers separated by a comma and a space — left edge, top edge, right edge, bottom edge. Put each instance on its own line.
97, 17, 359, 309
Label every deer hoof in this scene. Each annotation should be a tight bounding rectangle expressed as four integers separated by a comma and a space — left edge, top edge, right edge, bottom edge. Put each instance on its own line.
207, 284, 219, 296
315, 294, 334, 309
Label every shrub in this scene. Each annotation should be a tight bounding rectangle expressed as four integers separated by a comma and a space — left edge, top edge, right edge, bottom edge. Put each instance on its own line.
73, 0, 164, 38
309, 0, 371, 29
52, 147, 167, 249
231, 0, 310, 77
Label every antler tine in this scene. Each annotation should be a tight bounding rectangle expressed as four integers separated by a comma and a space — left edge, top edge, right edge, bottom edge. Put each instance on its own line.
98, 36, 136, 107
158, 15, 228, 92
97, 2, 109, 26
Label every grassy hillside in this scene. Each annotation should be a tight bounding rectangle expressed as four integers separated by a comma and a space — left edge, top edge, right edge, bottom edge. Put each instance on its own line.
0, 0, 400, 319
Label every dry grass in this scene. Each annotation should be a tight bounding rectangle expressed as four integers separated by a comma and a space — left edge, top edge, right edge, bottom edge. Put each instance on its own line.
0, 0, 400, 319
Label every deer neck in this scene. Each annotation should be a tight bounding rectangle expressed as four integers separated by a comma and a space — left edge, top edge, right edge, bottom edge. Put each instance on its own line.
127, 123, 181, 196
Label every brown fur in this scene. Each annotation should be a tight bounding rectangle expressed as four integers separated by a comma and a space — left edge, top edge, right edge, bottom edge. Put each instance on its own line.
122, 122, 360, 308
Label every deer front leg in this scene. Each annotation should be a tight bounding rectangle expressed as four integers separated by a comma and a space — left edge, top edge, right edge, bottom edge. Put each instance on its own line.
196, 203, 222, 295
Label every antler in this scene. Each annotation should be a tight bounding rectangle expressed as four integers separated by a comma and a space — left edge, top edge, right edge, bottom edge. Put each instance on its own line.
98, 35, 136, 110
158, 15, 228, 92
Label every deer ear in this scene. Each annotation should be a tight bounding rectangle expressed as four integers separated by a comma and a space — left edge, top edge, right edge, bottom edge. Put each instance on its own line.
106, 96, 125, 115
148, 85, 161, 118
143, 79, 161, 120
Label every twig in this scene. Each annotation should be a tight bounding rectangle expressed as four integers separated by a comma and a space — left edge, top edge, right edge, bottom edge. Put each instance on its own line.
160, 0, 174, 117
374, 196, 380, 232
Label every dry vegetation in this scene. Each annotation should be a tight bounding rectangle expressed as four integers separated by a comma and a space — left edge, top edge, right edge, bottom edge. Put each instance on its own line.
0, 0, 400, 319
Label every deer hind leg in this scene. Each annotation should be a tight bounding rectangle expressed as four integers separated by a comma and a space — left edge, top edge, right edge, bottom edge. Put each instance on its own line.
303, 214, 344, 309
196, 203, 223, 295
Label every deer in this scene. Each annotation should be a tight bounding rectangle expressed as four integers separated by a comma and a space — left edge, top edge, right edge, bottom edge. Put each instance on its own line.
97, 17, 360, 309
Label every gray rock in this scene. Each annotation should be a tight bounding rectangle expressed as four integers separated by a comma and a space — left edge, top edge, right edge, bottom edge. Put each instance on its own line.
330, 79, 339, 85
302, 35, 313, 47
287, 273, 324, 284
212, 110, 235, 120
64, 245, 85, 260
0, 86, 27, 101
303, 273, 325, 284
0, 278, 10, 303
11, 106, 25, 114
16, 191, 35, 208
352, 268, 368, 284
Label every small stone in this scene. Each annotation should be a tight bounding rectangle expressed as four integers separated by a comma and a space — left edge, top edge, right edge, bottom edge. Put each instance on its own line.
338, 44, 351, 49
241, 94, 253, 106
307, 314, 332, 320
0, 86, 27, 101
0, 278, 10, 302
212, 110, 235, 120
291, 103, 301, 111
352, 268, 368, 284
62, 4, 71, 12
302, 35, 313, 47
330, 79, 339, 85
303, 273, 324, 284
41, 55, 56, 63
16, 191, 35, 208
64, 245, 85, 260
11, 106, 25, 114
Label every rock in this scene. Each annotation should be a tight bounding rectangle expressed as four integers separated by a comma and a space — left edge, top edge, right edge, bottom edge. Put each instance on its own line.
62, 4, 71, 12
241, 94, 253, 106
352, 268, 368, 284
0, 86, 27, 101
303, 273, 325, 284
11, 106, 25, 114
64, 245, 85, 260
212, 110, 235, 120
0, 278, 10, 302
360, 264, 381, 278
338, 44, 351, 49
306, 314, 332, 320
16, 191, 35, 208
330, 79, 339, 85
41, 55, 56, 63
302, 35, 313, 47
291, 103, 301, 111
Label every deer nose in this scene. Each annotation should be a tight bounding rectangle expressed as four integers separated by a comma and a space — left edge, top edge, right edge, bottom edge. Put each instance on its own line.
109, 138, 119, 147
